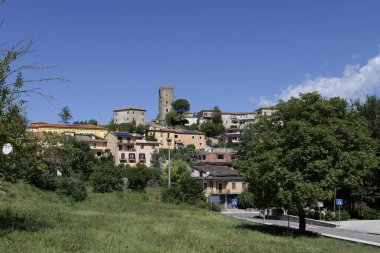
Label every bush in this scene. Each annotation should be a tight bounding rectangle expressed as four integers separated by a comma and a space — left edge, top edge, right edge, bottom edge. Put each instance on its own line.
362, 207, 380, 219
161, 174, 205, 205
237, 189, 255, 209
25, 167, 57, 191
90, 164, 124, 193
56, 177, 87, 201
161, 186, 182, 204
125, 164, 151, 192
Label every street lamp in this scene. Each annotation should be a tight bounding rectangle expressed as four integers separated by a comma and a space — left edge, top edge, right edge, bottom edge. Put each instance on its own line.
167, 138, 172, 187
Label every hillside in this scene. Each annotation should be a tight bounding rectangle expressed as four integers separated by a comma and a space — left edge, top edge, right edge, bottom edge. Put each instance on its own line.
0, 181, 378, 253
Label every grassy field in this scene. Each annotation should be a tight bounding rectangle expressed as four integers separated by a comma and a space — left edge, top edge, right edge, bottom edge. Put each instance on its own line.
0, 181, 378, 253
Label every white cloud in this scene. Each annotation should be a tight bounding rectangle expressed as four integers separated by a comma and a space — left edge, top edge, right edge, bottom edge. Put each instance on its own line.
250, 96, 276, 108
278, 53, 380, 101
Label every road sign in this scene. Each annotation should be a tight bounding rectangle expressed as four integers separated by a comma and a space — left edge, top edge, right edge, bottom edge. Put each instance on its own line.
317, 201, 324, 208
336, 198, 343, 206
231, 198, 238, 206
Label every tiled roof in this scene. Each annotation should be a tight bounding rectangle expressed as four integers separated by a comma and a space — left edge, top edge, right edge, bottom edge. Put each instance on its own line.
28, 122, 108, 130
149, 128, 205, 135
192, 165, 242, 177
75, 134, 107, 143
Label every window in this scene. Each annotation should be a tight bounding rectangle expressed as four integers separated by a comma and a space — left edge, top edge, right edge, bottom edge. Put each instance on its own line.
97, 152, 102, 157
119, 145, 122, 151
232, 183, 236, 190
217, 154, 224, 160
204, 183, 207, 189
133, 111, 135, 114
129, 153, 136, 160
210, 182, 214, 188
140, 145, 144, 149
202, 155, 206, 160
199, 142, 202, 146
192, 136, 194, 139
92, 143, 96, 148
199, 136, 202, 139
160, 132, 163, 137
174, 135, 178, 138
199, 172, 203, 177
120, 153, 125, 160
166, 109, 168, 112
139, 153, 145, 160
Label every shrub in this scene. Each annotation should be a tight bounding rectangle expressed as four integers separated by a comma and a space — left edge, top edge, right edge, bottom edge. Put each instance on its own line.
25, 167, 57, 191
161, 186, 182, 204
56, 177, 87, 201
237, 189, 255, 209
362, 207, 380, 219
90, 164, 124, 193
161, 174, 205, 205
125, 164, 151, 192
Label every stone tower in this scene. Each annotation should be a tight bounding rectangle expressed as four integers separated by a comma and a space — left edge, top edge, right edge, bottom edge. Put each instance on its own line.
158, 86, 174, 124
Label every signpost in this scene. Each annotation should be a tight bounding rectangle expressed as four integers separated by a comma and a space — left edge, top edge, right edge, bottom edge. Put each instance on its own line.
336, 198, 343, 224
317, 201, 324, 220
231, 198, 238, 208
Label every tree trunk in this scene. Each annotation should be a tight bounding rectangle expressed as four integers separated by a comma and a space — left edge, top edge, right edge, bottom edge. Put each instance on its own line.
298, 206, 306, 233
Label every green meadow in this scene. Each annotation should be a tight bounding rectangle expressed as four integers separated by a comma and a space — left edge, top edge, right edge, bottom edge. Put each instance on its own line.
0, 181, 378, 253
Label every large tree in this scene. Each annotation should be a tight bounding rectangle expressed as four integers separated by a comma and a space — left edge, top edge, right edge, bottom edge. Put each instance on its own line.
352, 95, 380, 209
172, 99, 190, 114
237, 92, 378, 232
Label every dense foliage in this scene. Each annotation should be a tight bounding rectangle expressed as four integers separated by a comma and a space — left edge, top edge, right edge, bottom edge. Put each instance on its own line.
90, 163, 124, 193
125, 163, 152, 191
237, 92, 378, 231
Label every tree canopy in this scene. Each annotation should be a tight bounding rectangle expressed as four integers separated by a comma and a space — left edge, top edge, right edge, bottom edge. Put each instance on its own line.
59, 106, 73, 125
237, 92, 378, 232
172, 99, 190, 114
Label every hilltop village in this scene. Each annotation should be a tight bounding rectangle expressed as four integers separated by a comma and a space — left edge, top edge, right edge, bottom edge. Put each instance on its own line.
26, 86, 275, 208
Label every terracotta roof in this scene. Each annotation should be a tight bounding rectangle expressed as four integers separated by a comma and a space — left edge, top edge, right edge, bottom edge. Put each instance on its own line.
149, 128, 205, 135
28, 122, 108, 130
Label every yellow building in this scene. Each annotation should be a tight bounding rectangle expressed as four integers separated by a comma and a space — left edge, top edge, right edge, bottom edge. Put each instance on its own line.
148, 128, 206, 150
27, 122, 108, 138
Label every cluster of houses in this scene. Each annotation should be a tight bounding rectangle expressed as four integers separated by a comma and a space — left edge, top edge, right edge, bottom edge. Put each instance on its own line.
26, 86, 275, 209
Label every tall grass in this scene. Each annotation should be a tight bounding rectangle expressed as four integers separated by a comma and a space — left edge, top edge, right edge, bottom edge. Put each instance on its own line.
0, 181, 378, 253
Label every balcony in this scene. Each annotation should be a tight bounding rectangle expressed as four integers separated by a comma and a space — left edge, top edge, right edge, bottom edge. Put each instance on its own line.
117, 139, 131, 144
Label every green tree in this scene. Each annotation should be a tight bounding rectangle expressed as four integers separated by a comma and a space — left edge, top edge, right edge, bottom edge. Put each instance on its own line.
199, 121, 224, 137
352, 95, 380, 209
43, 134, 96, 181
59, 106, 72, 125
0, 41, 50, 182
237, 92, 378, 232
162, 159, 191, 185
172, 99, 190, 114
165, 111, 178, 127
211, 106, 223, 124
125, 163, 151, 191
90, 163, 124, 193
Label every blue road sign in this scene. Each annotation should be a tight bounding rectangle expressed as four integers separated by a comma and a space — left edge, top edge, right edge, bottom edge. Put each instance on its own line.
336, 198, 344, 206
231, 198, 238, 206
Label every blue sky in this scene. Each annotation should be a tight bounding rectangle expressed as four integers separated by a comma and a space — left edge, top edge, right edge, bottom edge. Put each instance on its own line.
2, 0, 380, 124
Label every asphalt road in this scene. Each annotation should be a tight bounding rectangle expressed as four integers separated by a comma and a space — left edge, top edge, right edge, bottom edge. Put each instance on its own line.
223, 211, 380, 247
